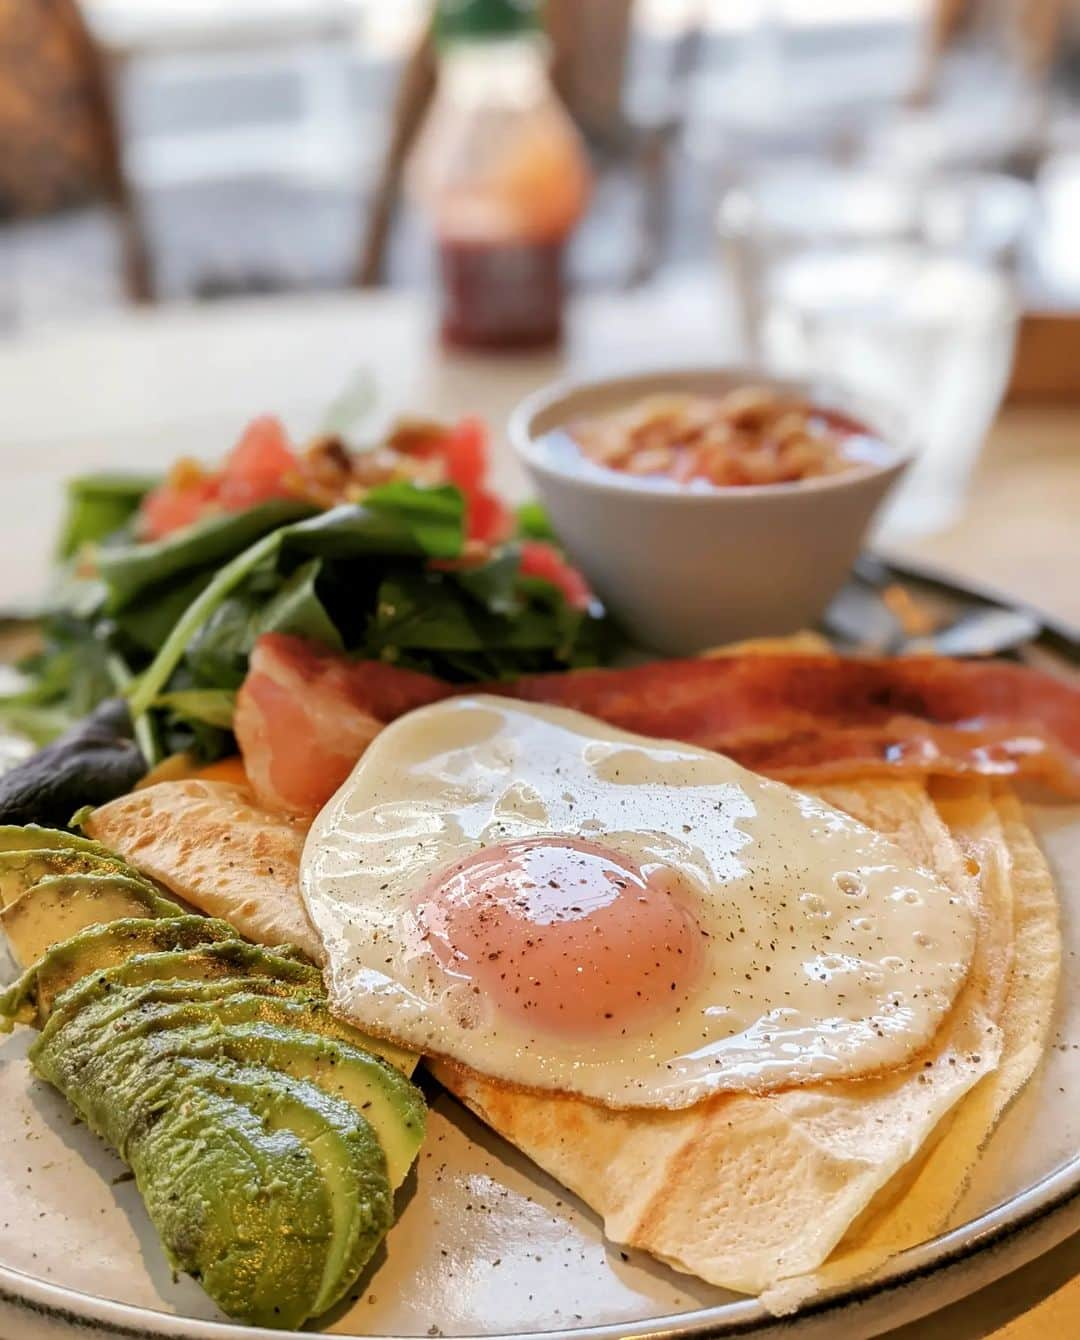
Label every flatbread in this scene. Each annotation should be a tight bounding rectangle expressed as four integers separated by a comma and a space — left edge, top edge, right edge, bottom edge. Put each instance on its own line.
759, 781, 1060, 1311
430, 779, 1016, 1297
85, 779, 321, 962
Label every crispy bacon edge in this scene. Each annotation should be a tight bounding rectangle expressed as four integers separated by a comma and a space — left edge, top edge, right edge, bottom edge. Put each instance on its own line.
235, 634, 1080, 818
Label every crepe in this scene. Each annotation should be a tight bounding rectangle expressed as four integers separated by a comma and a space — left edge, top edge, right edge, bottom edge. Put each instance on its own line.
85, 779, 322, 962
431, 777, 1053, 1299
758, 781, 1060, 1310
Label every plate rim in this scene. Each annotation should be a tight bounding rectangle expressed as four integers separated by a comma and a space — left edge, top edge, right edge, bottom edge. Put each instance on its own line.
1, 1141, 1077, 1340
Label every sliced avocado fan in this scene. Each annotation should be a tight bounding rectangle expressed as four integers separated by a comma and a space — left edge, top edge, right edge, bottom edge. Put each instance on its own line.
0, 818, 428, 1331
32, 1007, 393, 1328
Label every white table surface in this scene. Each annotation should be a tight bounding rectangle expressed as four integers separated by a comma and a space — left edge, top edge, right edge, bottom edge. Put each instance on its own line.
0, 286, 1076, 1338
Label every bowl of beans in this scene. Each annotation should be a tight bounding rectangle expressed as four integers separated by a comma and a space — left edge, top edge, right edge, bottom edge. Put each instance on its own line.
509, 367, 911, 654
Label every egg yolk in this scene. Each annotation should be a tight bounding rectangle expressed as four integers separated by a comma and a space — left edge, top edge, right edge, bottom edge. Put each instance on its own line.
416, 837, 702, 1038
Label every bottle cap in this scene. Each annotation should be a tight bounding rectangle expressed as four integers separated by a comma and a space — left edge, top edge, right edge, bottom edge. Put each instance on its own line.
435, 0, 541, 46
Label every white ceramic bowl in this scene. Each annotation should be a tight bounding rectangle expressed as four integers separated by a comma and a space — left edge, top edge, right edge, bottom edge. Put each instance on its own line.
509, 367, 911, 656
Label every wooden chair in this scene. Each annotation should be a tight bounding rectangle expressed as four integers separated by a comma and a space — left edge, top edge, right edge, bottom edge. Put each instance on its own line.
912, 0, 1071, 105
0, 0, 151, 302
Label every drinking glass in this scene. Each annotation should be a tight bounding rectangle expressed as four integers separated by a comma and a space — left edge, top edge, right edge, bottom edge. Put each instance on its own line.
759, 243, 1017, 539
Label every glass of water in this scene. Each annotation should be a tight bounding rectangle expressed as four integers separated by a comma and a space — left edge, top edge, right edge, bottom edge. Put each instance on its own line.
759, 243, 1017, 540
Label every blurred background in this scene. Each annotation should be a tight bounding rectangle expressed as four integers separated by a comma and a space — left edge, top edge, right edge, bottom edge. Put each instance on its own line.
5, 0, 1080, 310
0, 0, 1078, 588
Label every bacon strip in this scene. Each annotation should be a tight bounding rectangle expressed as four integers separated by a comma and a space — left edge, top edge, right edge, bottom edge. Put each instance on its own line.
236, 635, 1080, 818
235, 635, 450, 816
499, 656, 1080, 795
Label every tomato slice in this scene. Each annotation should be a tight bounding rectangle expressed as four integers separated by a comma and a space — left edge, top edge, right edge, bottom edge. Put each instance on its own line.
217, 415, 299, 511
440, 416, 488, 495
518, 541, 592, 609
468, 489, 514, 545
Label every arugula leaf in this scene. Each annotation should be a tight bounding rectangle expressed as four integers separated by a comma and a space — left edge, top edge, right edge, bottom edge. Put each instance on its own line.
57, 473, 157, 559
98, 499, 316, 611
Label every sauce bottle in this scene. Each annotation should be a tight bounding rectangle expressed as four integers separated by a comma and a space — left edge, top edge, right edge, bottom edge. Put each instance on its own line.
408, 0, 592, 351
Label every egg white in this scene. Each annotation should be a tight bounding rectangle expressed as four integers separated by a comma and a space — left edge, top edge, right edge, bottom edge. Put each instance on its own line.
301, 696, 976, 1109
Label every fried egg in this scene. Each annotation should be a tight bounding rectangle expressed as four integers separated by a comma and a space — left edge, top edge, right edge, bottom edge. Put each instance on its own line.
301, 697, 976, 1108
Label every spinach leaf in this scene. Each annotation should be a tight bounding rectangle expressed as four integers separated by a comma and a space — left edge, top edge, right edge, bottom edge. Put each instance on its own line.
57, 473, 157, 558
99, 499, 316, 611
112, 565, 220, 655
255, 559, 343, 650
279, 487, 464, 562
362, 481, 465, 558
368, 572, 487, 654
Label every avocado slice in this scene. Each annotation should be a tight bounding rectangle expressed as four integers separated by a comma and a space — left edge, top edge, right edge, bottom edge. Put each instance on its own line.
166, 1021, 423, 1190
133, 1079, 332, 1328
33, 1009, 392, 1326
170, 1059, 391, 1318
49, 993, 425, 1188
0, 848, 154, 909
38, 946, 325, 1048
0, 916, 242, 1029
0, 824, 109, 858
1, 873, 183, 967
43, 961, 411, 1073
32, 1030, 335, 1329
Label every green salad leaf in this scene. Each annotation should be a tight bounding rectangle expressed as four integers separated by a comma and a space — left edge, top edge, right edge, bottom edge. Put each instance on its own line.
3, 465, 612, 772
56, 473, 157, 559
99, 500, 316, 611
